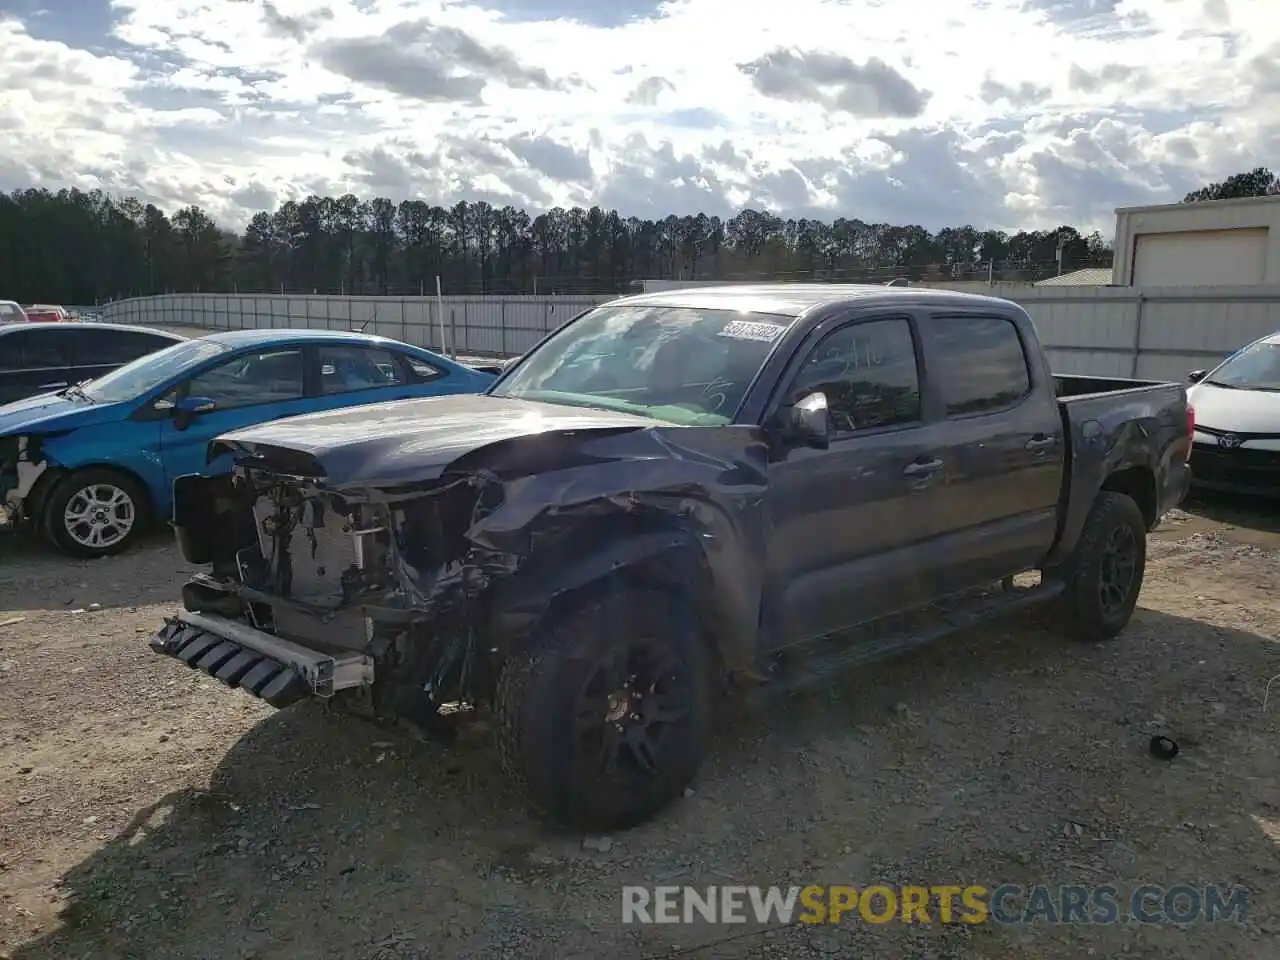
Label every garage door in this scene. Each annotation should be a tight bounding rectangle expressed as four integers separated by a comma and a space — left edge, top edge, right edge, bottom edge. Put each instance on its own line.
1131, 228, 1268, 286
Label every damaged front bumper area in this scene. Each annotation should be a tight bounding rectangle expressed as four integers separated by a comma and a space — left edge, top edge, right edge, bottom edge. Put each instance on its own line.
153, 417, 771, 729
0, 435, 50, 531
153, 458, 506, 728
151, 609, 374, 708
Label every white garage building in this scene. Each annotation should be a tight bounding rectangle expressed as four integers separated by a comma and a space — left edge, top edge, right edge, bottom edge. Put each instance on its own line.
1112, 194, 1280, 286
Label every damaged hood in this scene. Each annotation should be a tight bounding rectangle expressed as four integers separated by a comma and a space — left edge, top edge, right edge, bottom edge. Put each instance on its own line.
0, 391, 124, 438
211, 393, 664, 488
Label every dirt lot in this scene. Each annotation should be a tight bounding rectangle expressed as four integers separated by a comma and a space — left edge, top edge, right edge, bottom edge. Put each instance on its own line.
1, 496, 1279, 960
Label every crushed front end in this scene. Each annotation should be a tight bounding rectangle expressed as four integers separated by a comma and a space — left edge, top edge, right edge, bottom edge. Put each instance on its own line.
148, 395, 774, 747
153, 457, 514, 739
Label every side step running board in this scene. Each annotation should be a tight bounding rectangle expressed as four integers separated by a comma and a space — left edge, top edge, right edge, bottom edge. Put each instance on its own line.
748, 580, 1065, 701
150, 610, 374, 708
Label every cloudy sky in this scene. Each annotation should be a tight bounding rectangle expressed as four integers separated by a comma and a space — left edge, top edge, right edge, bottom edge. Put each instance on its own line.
0, 0, 1274, 234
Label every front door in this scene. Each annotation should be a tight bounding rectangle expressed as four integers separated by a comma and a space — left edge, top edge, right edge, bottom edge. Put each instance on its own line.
158, 345, 314, 490
765, 315, 948, 645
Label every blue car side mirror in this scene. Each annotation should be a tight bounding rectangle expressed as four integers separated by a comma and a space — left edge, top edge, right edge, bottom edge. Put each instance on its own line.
177, 395, 217, 415
172, 395, 216, 431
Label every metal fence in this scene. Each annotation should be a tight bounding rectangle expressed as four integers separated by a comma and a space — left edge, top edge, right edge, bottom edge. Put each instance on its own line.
986, 284, 1280, 379
99, 285, 1280, 379
100, 293, 611, 358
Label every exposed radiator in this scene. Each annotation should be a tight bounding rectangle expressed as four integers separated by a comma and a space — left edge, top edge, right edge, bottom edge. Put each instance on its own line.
252, 494, 358, 605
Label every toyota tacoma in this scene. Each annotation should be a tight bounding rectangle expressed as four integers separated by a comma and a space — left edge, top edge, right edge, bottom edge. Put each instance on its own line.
148, 284, 1194, 831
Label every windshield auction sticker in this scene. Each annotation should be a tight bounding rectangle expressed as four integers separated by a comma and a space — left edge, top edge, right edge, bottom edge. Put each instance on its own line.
719, 320, 785, 342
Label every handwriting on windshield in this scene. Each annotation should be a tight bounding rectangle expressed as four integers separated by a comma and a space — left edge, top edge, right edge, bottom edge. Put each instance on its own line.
700, 375, 732, 412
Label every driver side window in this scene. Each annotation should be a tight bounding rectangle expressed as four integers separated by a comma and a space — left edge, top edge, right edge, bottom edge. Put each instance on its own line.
789, 318, 922, 435
184, 348, 306, 410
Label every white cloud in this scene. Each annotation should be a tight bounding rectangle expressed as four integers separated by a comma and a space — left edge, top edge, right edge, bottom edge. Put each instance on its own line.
0, 0, 1274, 234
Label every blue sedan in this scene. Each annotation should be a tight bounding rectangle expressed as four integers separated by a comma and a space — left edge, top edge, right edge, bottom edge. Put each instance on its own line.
0, 329, 494, 557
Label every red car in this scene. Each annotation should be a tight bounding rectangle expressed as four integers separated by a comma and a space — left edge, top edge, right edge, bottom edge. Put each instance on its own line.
23, 304, 71, 322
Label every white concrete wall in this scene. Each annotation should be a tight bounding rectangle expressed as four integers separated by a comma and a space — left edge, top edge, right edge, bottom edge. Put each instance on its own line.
1113, 195, 1280, 285
1013, 285, 1280, 379
100, 286, 1280, 381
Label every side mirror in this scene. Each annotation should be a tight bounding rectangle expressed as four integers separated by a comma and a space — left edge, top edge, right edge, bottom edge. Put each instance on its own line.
502, 356, 520, 373
173, 395, 216, 430
787, 391, 830, 449
1187, 369, 1206, 383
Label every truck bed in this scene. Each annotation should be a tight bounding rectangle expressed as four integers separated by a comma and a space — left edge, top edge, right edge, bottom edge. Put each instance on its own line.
1047, 372, 1191, 565
1053, 373, 1169, 398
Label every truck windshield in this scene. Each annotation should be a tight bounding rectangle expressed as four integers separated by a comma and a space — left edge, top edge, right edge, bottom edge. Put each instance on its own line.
489, 305, 793, 423
83, 338, 230, 403
1206, 340, 1280, 391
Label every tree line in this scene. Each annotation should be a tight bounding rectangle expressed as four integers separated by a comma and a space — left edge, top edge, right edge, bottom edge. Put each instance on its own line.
0, 168, 1270, 304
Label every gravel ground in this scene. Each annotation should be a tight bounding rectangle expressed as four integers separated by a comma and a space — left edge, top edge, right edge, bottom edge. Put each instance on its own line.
1, 495, 1279, 960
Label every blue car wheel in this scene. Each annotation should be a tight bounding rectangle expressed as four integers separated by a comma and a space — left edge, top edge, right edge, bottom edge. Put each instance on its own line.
42, 467, 152, 558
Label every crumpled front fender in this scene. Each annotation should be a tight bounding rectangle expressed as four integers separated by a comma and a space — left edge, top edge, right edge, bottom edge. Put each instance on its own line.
487, 527, 714, 644
0, 436, 53, 521
455, 425, 771, 672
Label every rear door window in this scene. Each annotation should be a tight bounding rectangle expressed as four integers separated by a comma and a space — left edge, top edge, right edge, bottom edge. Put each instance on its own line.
926, 315, 1033, 417
76, 329, 177, 366
317, 344, 408, 395
0, 331, 29, 369
14, 329, 71, 368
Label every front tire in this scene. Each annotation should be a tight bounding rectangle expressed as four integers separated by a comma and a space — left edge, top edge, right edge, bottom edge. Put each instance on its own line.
43, 468, 150, 558
1058, 490, 1147, 642
494, 586, 711, 832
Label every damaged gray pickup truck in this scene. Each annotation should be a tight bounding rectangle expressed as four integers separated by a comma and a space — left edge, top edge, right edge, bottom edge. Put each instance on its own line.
149, 284, 1193, 830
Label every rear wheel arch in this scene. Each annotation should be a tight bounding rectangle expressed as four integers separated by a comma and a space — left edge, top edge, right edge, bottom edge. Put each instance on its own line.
1100, 464, 1157, 529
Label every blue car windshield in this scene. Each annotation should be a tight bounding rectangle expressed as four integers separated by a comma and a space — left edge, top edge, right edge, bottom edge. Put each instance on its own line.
83, 339, 231, 403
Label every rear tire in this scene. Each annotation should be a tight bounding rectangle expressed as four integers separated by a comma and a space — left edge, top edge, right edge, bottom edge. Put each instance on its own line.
494, 585, 711, 832
1057, 491, 1147, 642
43, 467, 150, 558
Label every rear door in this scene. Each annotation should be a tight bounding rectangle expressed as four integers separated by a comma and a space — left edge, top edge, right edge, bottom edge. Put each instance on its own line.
917, 312, 1065, 591
765, 313, 951, 642
0, 328, 76, 403
303, 342, 432, 415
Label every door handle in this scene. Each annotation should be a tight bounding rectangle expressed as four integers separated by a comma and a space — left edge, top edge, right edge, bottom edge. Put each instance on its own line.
38, 381, 68, 389
1025, 434, 1057, 451
902, 458, 944, 476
